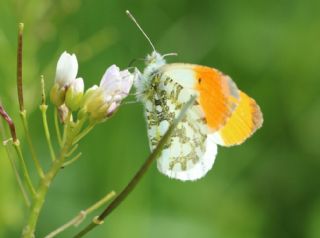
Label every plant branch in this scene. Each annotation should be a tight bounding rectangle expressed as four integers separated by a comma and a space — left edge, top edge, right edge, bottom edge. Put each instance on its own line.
0, 118, 30, 207
40, 77, 56, 161
73, 96, 196, 238
20, 110, 44, 178
13, 141, 36, 197
54, 107, 62, 147
72, 122, 95, 145
22, 143, 71, 238
65, 144, 79, 157
22, 117, 87, 238
0, 105, 17, 142
62, 152, 82, 168
17, 23, 24, 111
44, 191, 116, 238
16, 23, 44, 178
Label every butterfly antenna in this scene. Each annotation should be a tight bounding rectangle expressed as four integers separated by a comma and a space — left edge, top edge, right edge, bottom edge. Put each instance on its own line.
126, 10, 156, 52
162, 52, 178, 58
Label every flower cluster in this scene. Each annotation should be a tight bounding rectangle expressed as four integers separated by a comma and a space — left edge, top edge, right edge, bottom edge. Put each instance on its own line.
50, 51, 134, 123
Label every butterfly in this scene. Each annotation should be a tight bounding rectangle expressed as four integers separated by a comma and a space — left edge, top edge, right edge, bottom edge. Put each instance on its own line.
127, 11, 263, 181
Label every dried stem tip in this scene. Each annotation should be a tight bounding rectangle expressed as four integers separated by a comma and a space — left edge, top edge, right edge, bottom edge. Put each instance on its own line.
41, 75, 46, 105
0, 105, 17, 142
17, 22, 24, 111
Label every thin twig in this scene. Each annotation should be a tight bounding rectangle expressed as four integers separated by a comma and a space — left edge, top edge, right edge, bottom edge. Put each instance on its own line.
17, 23, 24, 111
73, 96, 196, 238
65, 144, 79, 157
0, 104, 36, 197
0, 118, 30, 207
22, 117, 88, 238
0, 105, 17, 142
62, 152, 82, 167
17, 23, 44, 178
72, 123, 95, 145
40, 76, 56, 161
44, 191, 116, 238
54, 107, 62, 147
13, 141, 36, 197
20, 110, 44, 178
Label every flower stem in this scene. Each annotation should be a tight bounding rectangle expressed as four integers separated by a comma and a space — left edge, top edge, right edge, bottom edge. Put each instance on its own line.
40, 76, 56, 162
54, 107, 62, 147
44, 191, 116, 238
0, 119, 30, 207
4, 143, 31, 206
72, 122, 95, 145
22, 143, 71, 238
65, 144, 79, 157
62, 152, 82, 168
40, 105, 56, 161
73, 96, 196, 238
20, 110, 44, 178
17, 23, 24, 111
22, 117, 86, 238
13, 140, 36, 197
0, 105, 17, 142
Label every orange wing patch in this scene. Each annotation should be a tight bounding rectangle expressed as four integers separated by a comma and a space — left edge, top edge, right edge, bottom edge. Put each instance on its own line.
195, 66, 239, 131
213, 91, 263, 146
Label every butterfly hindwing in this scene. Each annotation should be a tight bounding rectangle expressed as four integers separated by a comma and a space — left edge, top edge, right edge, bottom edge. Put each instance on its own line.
143, 71, 217, 180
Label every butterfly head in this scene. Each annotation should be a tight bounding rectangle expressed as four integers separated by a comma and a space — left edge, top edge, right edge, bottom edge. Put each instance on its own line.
143, 51, 166, 77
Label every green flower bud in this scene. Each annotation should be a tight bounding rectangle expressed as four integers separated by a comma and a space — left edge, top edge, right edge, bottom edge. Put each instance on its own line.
50, 83, 66, 107
65, 78, 84, 111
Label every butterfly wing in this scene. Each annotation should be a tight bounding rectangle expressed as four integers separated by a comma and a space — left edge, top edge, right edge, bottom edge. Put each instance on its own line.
140, 63, 262, 181
160, 64, 263, 146
212, 91, 263, 146
143, 71, 217, 180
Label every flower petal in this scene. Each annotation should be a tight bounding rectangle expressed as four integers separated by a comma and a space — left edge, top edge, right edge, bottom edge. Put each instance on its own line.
55, 51, 78, 86
100, 64, 120, 88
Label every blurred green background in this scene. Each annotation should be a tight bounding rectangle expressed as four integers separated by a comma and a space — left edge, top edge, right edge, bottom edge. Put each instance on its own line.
1, 0, 320, 237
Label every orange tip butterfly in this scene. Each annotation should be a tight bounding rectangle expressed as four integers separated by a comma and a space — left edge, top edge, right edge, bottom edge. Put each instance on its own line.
127, 10, 263, 181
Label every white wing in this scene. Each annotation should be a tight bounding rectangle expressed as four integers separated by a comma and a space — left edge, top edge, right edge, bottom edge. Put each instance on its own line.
141, 70, 218, 181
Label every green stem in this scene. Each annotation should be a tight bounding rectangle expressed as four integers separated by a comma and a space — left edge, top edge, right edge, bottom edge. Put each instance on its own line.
20, 110, 44, 178
13, 140, 36, 197
5, 144, 31, 206
54, 108, 62, 147
65, 144, 79, 157
72, 123, 95, 145
73, 96, 196, 238
62, 152, 82, 168
40, 105, 56, 161
22, 117, 86, 238
0, 122, 30, 207
44, 191, 116, 238
22, 143, 71, 238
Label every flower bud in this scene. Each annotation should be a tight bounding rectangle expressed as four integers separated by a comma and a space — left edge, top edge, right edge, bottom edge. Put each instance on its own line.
50, 51, 79, 107
79, 65, 133, 123
55, 51, 78, 87
50, 83, 66, 107
65, 78, 84, 111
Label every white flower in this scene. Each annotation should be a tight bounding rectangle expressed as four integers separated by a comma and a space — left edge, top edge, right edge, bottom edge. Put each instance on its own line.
51, 51, 81, 107
80, 65, 133, 123
100, 64, 133, 102
55, 51, 78, 87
